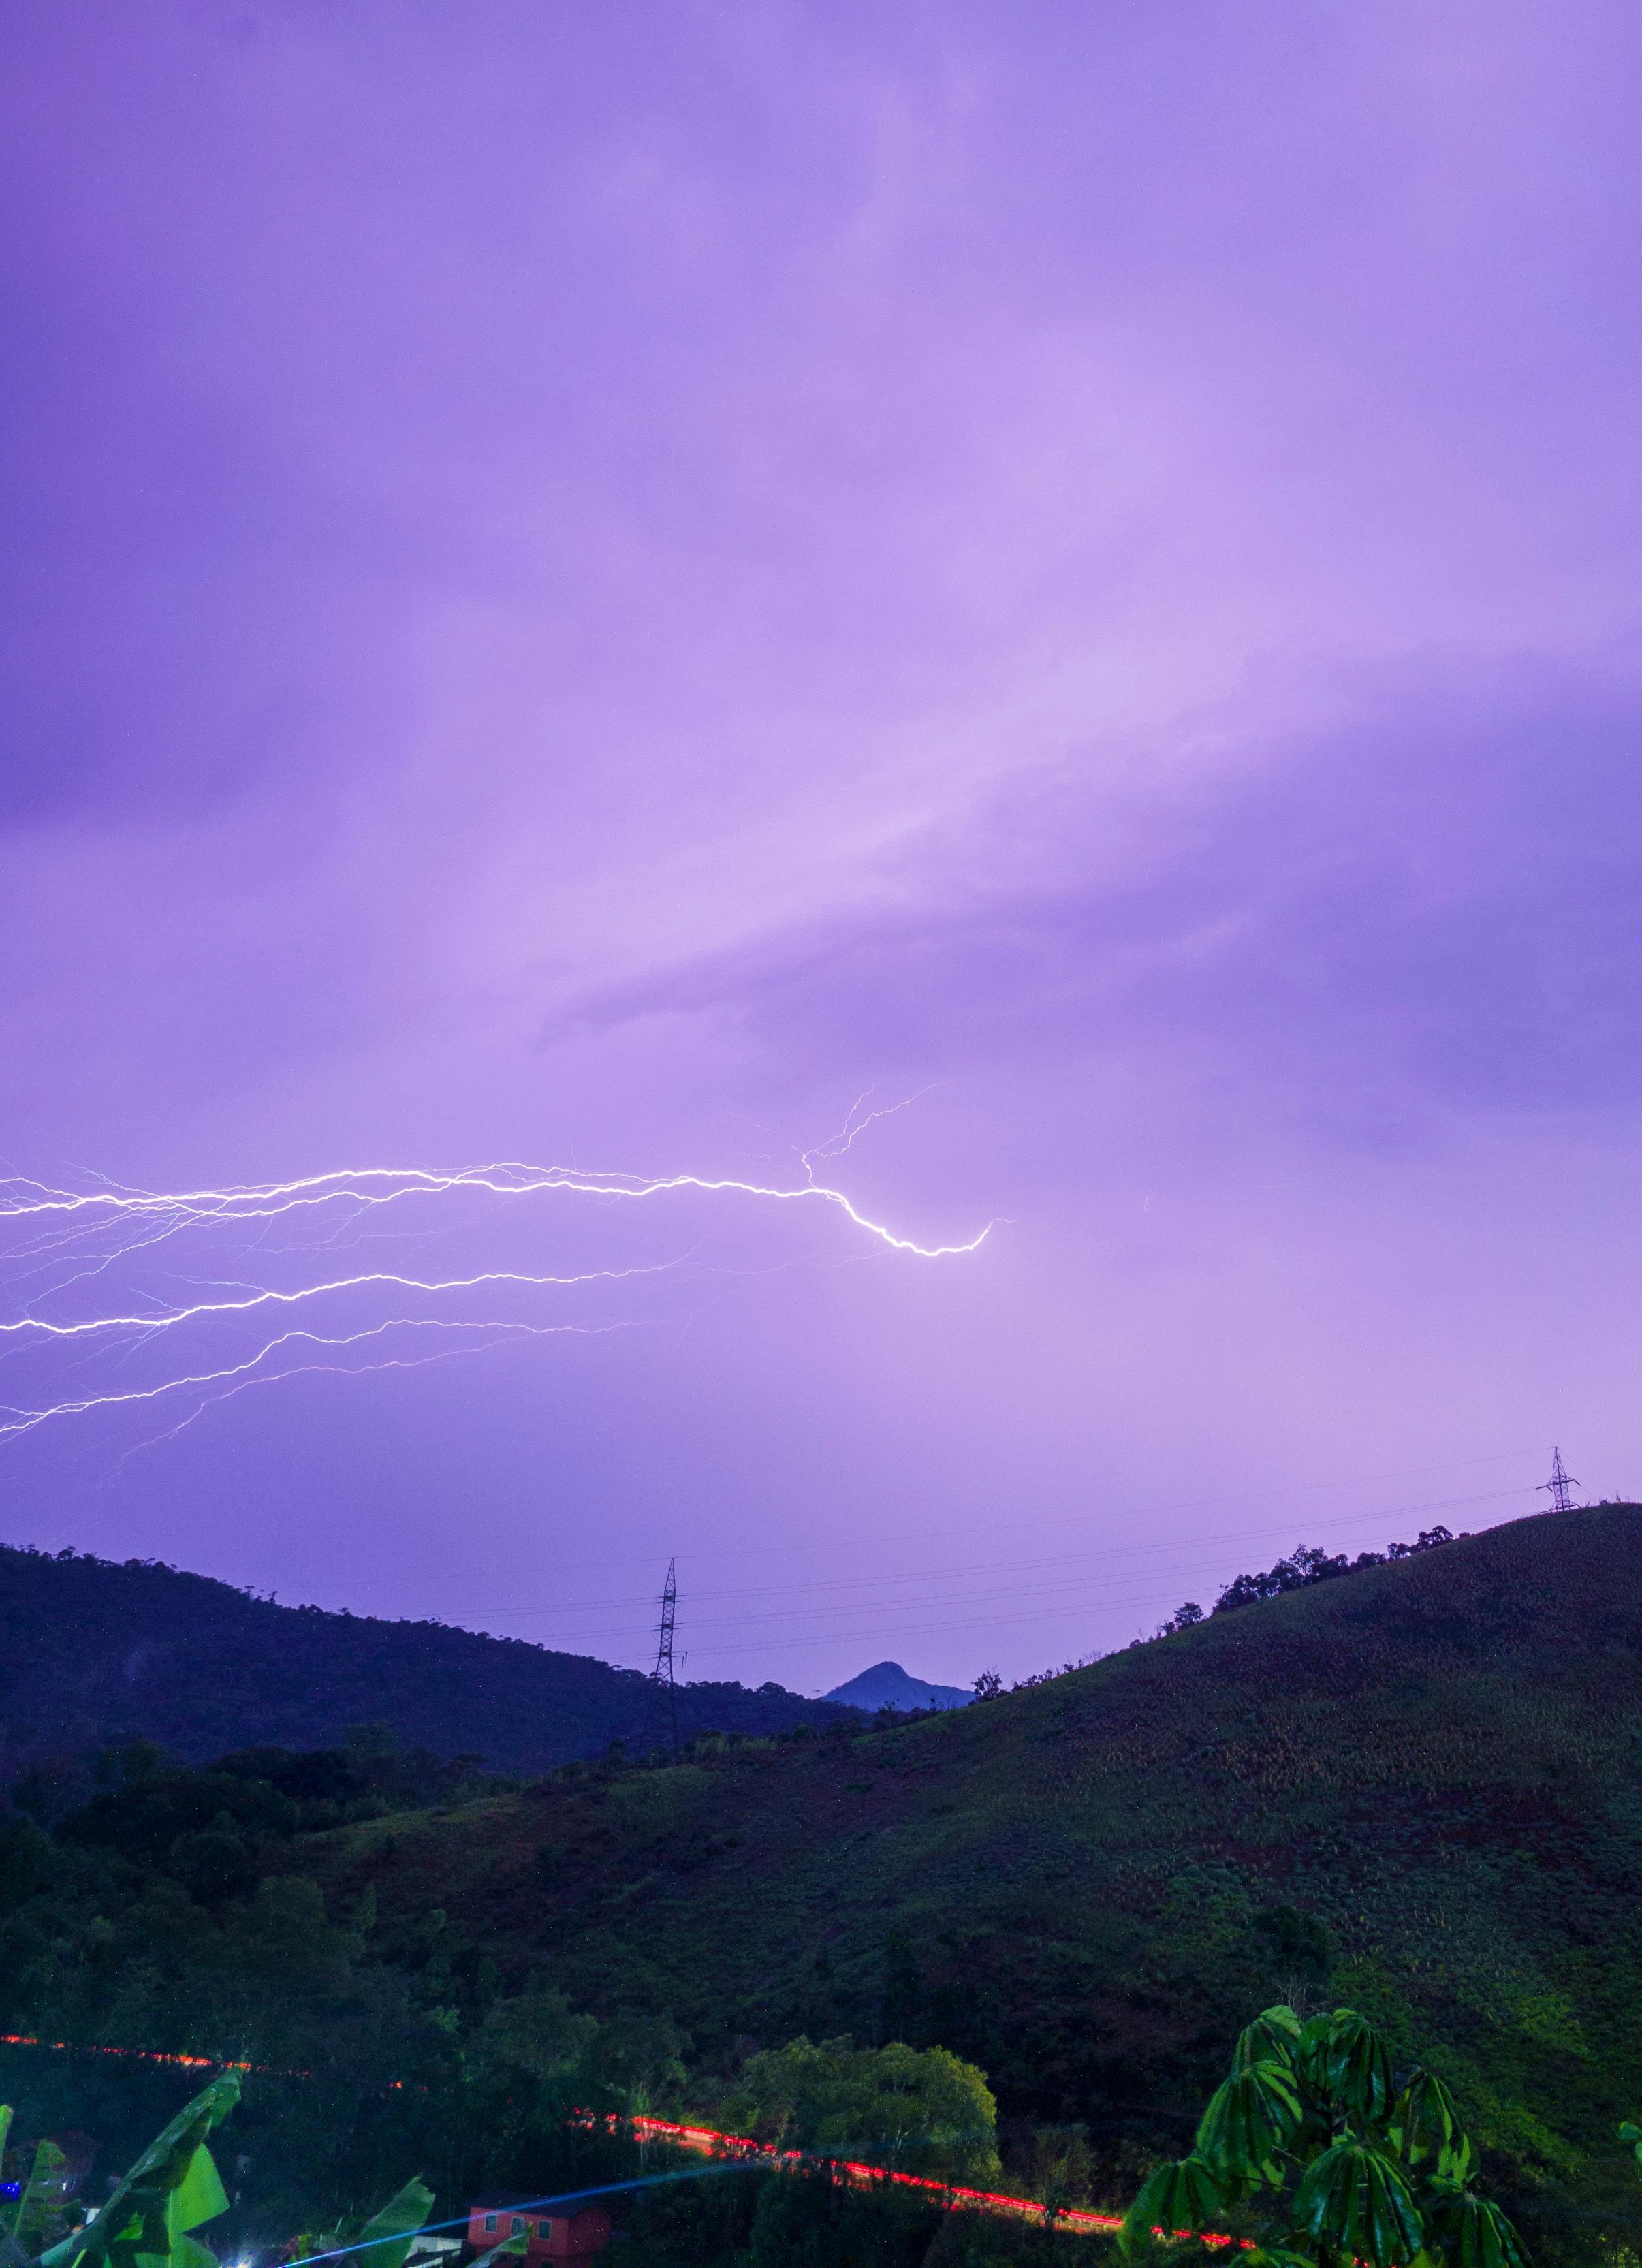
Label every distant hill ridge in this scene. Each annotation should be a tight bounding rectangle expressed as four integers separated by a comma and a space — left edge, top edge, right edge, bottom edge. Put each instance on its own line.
823, 1660, 973, 1711
0, 1543, 855, 1771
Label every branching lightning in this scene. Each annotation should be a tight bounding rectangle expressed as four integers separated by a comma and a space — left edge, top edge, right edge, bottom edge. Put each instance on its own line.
0, 1135, 992, 1453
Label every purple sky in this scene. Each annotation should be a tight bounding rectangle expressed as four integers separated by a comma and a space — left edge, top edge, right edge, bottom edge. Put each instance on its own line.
3, 1, 1640, 1695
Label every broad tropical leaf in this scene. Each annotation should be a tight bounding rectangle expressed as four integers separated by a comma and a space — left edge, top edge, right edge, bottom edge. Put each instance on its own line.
1425, 2188, 1529, 2268
1118, 2157, 1225, 2254
1292, 2141, 1425, 2266
1233, 2006, 1304, 2073
1622, 2120, 1642, 2172
1195, 2060, 1302, 2178
162, 2237, 220, 2268
1295, 2009, 1395, 2125
165, 2149, 229, 2241
39, 2075, 241, 2268
1391, 2071, 1472, 2181
14, 2141, 67, 2250
351, 2179, 435, 2268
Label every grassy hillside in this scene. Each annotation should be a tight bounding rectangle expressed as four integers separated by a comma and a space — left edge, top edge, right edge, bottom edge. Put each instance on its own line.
308, 1506, 1642, 2252
0, 1543, 852, 1773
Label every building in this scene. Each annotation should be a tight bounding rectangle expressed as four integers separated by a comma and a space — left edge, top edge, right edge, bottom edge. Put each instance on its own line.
466, 2196, 612, 2263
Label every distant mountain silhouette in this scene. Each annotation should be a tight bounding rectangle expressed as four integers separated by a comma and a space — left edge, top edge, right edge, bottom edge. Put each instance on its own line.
0, 1543, 856, 1773
822, 1659, 973, 1711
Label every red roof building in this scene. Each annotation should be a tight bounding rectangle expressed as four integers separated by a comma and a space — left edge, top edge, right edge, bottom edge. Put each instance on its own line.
466, 2198, 612, 2263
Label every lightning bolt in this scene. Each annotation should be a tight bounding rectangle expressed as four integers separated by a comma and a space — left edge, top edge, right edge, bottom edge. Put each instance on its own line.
0, 1140, 992, 1451
0, 1159, 989, 1256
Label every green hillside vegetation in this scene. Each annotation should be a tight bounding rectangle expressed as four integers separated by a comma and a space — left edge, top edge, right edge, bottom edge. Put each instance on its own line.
5, 1509, 1642, 2263
0, 1543, 853, 1778
295, 1506, 1642, 2258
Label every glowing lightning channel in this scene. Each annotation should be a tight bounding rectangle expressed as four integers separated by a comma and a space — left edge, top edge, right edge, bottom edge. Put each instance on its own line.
0, 1318, 629, 1445
0, 1139, 993, 1451
0, 1261, 671, 1340
0, 1160, 992, 1256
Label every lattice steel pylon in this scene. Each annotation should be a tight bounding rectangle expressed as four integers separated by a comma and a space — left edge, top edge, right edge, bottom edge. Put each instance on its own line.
1541, 1446, 1579, 1514
643, 1558, 680, 1755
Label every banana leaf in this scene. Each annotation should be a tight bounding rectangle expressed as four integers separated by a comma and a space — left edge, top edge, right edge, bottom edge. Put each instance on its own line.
350, 2180, 433, 2268
1195, 2060, 1302, 2179
14, 2143, 67, 2252
1118, 2156, 1225, 2254
37, 2075, 240, 2268
1424, 2187, 1528, 2268
1233, 2007, 1304, 2074
1292, 2141, 1425, 2266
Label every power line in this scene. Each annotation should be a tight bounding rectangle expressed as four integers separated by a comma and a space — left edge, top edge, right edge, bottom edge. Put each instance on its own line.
446, 1484, 1541, 1649
358, 1443, 1559, 1613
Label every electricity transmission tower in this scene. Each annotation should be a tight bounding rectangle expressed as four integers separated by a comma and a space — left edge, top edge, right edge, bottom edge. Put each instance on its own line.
1541, 1446, 1579, 1514
642, 1558, 680, 1755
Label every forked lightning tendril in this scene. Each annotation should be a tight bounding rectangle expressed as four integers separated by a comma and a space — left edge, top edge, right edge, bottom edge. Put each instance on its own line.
0, 1139, 992, 1449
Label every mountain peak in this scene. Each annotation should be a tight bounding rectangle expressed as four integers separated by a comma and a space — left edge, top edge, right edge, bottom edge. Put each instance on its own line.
823, 1660, 973, 1711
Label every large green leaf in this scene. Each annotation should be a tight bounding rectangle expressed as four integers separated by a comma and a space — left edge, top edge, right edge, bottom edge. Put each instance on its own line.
165, 2150, 228, 2241
1233, 2006, 1304, 2074
37, 2074, 242, 2268
1391, 2072, 1472, 2182
1425, 2188, 1528, 2268
15, 2141, 68, 2250
1295, 2010, 1395, 2125
351, 2179, 434, 2268
1195, 2060, 1302, 2178
1118, 2157, 1226, 2254
1292, 2141, 1425, 2267
151, 2236, 220, 2268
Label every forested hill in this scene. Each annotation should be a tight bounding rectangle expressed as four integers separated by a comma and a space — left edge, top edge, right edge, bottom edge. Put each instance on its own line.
309, 1504, 1642, 2255
0, 1543, 852, 1771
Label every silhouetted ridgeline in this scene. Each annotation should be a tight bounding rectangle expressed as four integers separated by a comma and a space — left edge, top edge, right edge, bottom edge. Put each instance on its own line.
0, 1543, 855, 1771
1142, 1521, 1469, 1639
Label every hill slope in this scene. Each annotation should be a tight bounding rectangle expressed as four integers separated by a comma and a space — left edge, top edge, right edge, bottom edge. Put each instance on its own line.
823, 1660, 973, 1711
311, 1507, 1642, 2251
0, 1543, 853, 1771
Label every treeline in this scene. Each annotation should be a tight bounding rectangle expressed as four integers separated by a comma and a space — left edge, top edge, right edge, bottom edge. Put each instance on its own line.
1149, 1524, 1461, 1639
0, 1541, 855, 1776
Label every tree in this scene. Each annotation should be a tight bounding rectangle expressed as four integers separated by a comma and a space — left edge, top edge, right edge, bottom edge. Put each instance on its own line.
463, 1983, 602, 2163
724, 2035, 1000, 2183
1120, 2004, 1527, 2268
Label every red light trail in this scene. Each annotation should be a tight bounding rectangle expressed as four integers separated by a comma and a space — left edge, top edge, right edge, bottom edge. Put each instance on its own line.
0, 2034, 305, 2078
622, 2114, 1235, 2246
0, 2041, 1228, 2247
